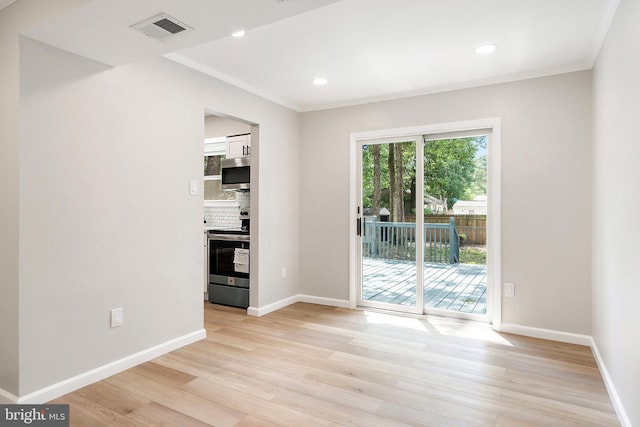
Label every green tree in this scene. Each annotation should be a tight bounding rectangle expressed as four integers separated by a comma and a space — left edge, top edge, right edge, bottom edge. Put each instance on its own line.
362, 142, 415, 219
363, 138, 482, 215
372, 145, 381, 218
204, 155, 222, 176
466, 153, 487, 199
424, 137, 480, 209
388, 143, 396, 219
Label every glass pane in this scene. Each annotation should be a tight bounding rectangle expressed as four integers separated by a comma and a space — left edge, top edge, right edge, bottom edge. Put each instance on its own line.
423, 136, 487, 315
361, 140, 418, 307
204, 179, 236, 201
204, 155, 224, 176
204, 154, 236, 201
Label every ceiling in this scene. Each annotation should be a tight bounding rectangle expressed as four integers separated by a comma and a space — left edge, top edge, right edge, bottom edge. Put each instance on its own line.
21, 0, 618, 112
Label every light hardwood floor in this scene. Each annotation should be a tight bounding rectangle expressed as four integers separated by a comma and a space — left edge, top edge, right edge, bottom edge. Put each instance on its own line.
51, 303, 619, 426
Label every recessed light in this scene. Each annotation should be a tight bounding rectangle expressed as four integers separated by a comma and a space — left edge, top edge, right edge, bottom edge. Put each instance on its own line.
313, 78, 328, 85
232, 30, 246, 38
475, 44, 496, 54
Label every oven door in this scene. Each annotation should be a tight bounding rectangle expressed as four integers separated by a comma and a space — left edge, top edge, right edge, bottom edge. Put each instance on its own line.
208, 237, 249, 288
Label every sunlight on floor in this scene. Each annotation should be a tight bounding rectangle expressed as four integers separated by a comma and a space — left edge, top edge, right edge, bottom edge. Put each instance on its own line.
430, 321, 514, 347
363, 309, 513, 347
363, 310, 430, 332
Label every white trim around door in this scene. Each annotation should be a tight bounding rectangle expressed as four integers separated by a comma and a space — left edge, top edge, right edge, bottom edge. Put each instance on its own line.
349, 118, 502, 330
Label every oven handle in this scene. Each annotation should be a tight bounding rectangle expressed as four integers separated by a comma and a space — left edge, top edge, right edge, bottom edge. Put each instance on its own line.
208, 234, 250, 242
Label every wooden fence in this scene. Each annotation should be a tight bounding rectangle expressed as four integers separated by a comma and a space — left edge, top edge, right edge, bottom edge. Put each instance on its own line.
405, 214, 486, 245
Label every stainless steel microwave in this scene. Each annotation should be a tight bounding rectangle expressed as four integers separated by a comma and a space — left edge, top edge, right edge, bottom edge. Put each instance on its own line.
221, 157, 250, 190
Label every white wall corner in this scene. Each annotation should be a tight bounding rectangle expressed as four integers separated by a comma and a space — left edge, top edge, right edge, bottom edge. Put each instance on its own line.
247, 295, 299, 317
500, 325, 631, 425
248, 294, 352, 317
15, 329, 206, 404
0, 387, 18, 404
590, 337, 633, 427
500, 323, 592, 346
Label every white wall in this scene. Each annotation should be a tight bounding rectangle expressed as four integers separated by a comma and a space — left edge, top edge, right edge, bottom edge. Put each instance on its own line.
4, 0, 300, 399
19, 38, 206, 395
0, 1, 22, 400
592, 0, 640, 424
300, 71, 593, 334
0, 0, 89, 400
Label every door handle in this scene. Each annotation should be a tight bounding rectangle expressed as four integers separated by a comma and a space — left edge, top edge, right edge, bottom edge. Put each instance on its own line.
357, 217, 362, 236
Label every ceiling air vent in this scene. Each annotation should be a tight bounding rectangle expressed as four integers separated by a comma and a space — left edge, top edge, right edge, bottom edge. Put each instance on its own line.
131, 13, 193, 41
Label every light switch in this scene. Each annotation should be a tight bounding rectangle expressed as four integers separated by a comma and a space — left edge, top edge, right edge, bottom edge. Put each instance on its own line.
110, 308, 123, 328
189, 180, 198, 195
504, 282, 515, 298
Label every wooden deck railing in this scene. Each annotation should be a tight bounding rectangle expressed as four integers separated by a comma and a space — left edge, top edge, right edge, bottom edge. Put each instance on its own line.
363, 217, 459, 263
405, 214, 486, 245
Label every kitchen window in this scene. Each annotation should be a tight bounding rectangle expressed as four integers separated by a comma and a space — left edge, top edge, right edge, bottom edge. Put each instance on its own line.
204, 137, 236, 206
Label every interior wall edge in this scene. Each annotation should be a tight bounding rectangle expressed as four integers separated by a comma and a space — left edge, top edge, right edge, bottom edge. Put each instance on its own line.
590, 337, 633, 427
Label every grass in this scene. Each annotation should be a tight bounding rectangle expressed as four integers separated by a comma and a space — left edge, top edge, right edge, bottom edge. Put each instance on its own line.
459, 247, 486, 264
364, 242, 487, 265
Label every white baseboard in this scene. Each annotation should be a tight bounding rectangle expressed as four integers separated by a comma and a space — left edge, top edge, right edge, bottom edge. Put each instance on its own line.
12, 328, 206, 404
590, 338, 632, 427
247, 294, 351, 317
247, 295, 299, 317
0, 387, 18, 404
501, 323, 629, 426
297, 294, 351, 309
500, 323, 592, 346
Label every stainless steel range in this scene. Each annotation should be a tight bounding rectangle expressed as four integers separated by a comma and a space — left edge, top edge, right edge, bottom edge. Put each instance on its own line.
207, 229, 249, 309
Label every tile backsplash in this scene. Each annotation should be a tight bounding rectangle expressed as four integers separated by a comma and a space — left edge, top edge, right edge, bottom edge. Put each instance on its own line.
204, 205, 241, 229
236, 191, 250, 208
204, 191, 249, 229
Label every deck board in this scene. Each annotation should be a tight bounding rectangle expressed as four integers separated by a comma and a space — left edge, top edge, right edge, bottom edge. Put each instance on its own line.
362, 258, 487, 314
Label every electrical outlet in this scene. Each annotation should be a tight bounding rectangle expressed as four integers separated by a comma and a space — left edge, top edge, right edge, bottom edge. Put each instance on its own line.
281, 267, 287, 279
110, 308, 123, 328
504, 283, 515, 298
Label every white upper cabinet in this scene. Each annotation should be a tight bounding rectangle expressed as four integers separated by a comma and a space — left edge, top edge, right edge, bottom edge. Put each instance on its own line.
226, 134, 251, 159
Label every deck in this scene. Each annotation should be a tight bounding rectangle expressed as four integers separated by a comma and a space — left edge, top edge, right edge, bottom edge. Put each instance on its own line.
362, 258, 487, 314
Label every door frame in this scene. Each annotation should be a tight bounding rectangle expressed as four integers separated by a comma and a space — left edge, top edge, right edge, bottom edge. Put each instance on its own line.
356, 135, 425, 314
349, 118, 502, 330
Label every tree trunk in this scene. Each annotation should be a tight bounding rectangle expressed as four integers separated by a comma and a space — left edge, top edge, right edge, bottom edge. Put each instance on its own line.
372, 145, 381, 218
388, 143, 395, 220
410, 174, 416, 218
394, 143, 404, 222
205, 155, 221, 176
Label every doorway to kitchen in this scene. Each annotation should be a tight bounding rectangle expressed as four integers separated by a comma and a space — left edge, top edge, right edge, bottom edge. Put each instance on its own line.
353, 119, 500, 324
203, 112, 256, 309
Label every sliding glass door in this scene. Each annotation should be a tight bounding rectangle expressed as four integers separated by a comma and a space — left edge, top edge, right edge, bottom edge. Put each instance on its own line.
357, 130, 491, 320
422, 134, 488, 317
357, 137, 423, 313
